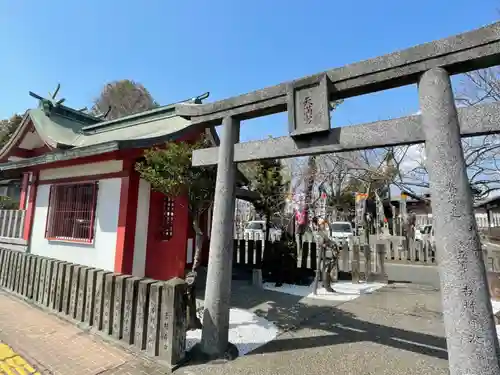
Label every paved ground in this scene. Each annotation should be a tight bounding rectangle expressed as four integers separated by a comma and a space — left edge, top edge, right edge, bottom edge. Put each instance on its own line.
0, 290, 170, 375
0, 282, 449, 375
182, 281, 448, 375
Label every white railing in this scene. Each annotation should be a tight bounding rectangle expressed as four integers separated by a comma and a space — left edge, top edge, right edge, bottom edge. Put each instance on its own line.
229, 234, 436, 271
403, 213, 497, 229
231, 230, 500, 271
234, 231, 282, 242
348, 235, 436, 265
483, 242, 500, 273
0, 210, 25, 238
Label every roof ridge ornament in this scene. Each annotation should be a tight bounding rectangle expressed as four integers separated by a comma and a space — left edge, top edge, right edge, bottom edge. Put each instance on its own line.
193, 92, 210, 104
28, 84, 101, 123
96, 106, 112, 119
29, 83, 66, 117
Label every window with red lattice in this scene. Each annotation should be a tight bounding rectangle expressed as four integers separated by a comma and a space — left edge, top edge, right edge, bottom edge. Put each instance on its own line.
45, 182, 98, 243
161, 196, 175, 240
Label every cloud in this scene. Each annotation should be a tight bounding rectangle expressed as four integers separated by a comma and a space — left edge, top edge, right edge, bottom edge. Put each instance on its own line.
399, 144, 425, 173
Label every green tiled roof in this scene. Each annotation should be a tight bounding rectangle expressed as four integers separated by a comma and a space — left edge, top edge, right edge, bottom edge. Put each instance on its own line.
0, 92, 252, 188
28, 98, 195, 149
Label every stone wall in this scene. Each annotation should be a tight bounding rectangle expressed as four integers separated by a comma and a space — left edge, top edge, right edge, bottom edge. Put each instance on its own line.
0, 248, 187, 368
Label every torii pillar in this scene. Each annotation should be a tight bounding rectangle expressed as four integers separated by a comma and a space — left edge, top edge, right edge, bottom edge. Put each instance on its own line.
197, 116, 240, 358
419, 67, 500, 375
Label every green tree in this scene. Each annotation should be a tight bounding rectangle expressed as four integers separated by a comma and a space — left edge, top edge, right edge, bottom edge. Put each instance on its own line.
247, 159, 288, 241
0, 196, 18, 209
92, 79, 159, 120
135, 136, 216, 330
0, 114, 23, 148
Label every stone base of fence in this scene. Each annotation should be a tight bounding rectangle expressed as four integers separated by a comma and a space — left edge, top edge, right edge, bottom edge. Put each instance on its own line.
252, 269, 263, 288
0, 247, 188, 369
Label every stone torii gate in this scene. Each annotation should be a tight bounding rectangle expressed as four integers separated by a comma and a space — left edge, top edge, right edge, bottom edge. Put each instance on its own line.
178, 22, 500, 374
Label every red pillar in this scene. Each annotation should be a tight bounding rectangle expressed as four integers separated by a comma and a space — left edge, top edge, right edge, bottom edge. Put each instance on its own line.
23, 172, 38, 241
18, 173, 29, 210
114, 165, 140, 274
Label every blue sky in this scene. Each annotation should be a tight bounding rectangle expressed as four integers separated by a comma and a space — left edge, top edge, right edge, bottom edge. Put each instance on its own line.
0, 0, 498, 142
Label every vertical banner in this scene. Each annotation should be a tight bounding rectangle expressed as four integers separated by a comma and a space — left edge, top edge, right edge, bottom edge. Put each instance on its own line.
354, 192, 368, 236
391, 204, 396, 235
399, 193, 408, 236
355, 192, 368, 241
319, 192, 327, 218
317, 183, 328, 219
375, 192, 386, 235
400, 193, 408, 220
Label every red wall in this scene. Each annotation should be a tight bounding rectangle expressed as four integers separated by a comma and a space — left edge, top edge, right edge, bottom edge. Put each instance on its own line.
14, 123, 211, 280
145, 191, 191, 280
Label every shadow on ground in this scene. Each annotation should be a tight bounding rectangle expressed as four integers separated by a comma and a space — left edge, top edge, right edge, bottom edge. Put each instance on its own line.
249, 301, 447, 360
194, 281, 447, 361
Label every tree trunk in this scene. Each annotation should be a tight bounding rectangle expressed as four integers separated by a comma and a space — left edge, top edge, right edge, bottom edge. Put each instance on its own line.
185, 215, 204, 331
335, 178, 342, 221
363, 184, 372, 246
265, 210, 271, 243
192, 219, 204, 273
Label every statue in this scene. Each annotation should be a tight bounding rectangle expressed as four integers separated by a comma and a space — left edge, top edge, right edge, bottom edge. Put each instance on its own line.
311, 217, 340, 293
404, 211, 417, 240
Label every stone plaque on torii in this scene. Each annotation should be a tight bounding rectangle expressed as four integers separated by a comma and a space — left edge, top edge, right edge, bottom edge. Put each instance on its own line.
288, 74, 332, 137
176, 22, 500, 375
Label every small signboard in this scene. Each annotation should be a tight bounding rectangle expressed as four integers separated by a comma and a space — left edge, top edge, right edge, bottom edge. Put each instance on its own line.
288, 74, 331, 137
